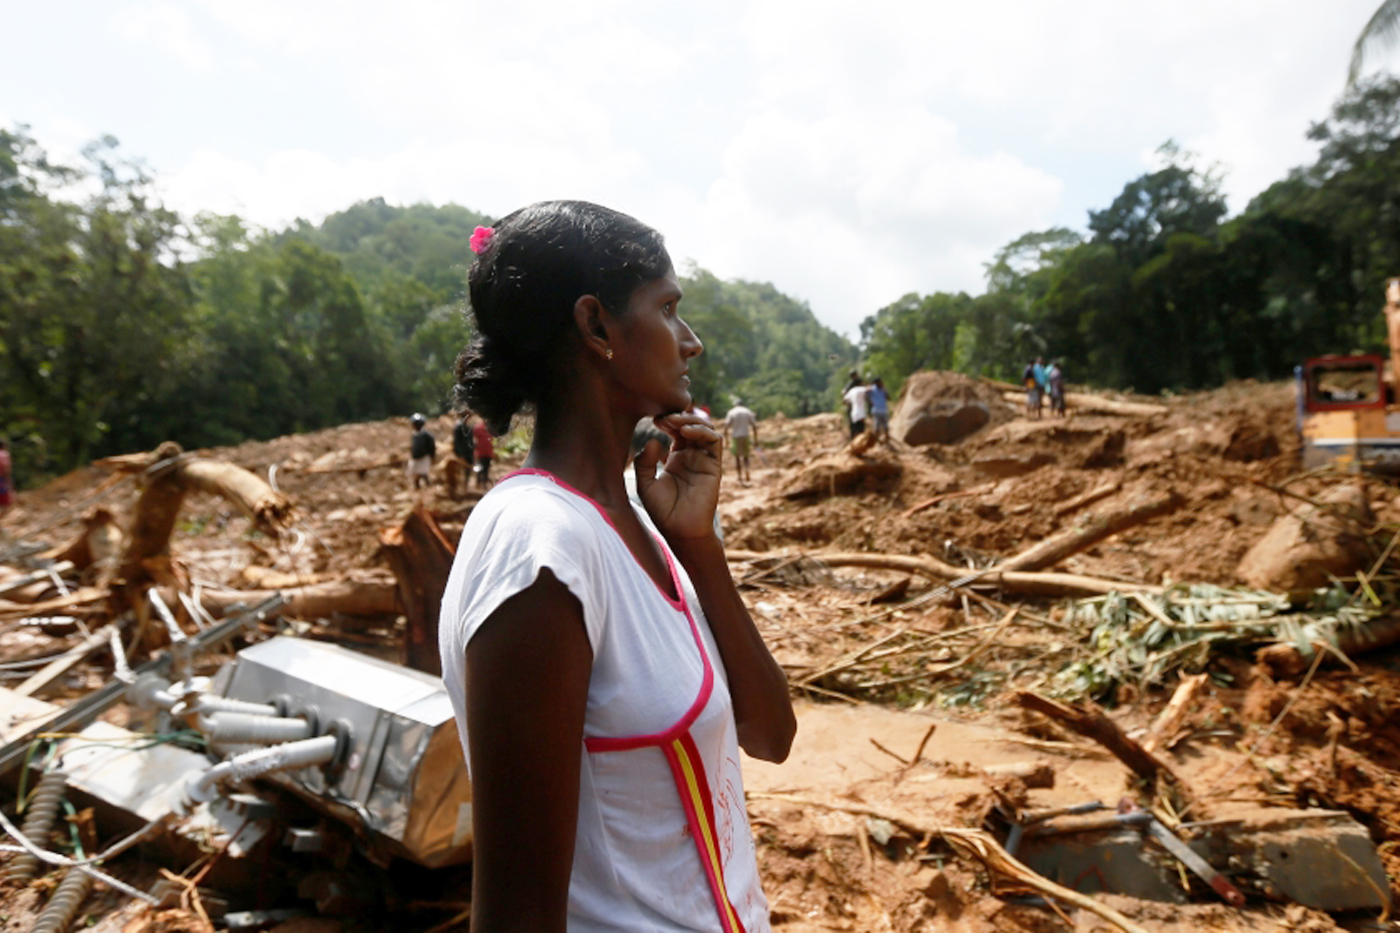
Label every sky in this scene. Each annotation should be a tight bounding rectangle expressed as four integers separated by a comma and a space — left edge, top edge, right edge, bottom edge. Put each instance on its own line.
2, 0, 1395, 339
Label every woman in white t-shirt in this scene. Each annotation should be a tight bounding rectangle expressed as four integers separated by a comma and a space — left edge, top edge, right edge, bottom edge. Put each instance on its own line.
440, 202, 796, 933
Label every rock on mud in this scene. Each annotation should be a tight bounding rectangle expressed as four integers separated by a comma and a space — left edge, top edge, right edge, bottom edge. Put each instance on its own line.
889, 372, 1011, 446
1236, 482, 1372, 592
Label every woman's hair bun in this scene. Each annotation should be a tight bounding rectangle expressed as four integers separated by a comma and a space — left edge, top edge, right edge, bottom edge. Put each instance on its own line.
453, 334, 527, 437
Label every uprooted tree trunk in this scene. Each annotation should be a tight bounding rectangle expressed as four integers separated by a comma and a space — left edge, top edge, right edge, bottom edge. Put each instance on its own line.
1256, 614, 1400, 678
42, 507, 127, 588
101, 442, 296, 591
725, 549, 1162, 597
998, 487, 1182, 573
379, 505, 456, 675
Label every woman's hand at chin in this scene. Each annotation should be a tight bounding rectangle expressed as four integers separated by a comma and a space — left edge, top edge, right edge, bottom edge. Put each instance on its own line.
634, 412, 722, 541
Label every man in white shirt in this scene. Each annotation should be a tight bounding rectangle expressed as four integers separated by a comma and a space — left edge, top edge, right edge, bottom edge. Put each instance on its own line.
723, 400, 759, 485
842, 378, 870, 439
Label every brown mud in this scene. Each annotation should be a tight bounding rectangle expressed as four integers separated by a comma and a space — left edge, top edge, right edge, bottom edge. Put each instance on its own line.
3, 379, 1400, 932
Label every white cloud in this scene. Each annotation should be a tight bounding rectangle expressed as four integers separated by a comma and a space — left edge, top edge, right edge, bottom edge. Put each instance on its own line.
118, 3, 217, 73
5, 0, 1395, 341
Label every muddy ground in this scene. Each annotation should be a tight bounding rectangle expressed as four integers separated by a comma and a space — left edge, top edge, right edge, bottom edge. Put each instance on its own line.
3, 376, 1400, 932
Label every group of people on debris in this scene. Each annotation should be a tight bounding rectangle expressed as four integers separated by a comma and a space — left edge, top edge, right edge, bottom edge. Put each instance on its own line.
840, 371, 890, 444
1022, 356, 1066, 419
405, 411, 494, 495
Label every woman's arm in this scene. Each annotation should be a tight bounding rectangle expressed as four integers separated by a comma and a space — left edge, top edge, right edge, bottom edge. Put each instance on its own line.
464, 569, 593, 933
638, 415, 795, 763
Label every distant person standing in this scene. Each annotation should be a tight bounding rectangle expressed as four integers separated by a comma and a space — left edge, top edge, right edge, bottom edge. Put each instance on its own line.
407, 413, 436, 490
723, 399, 759, 485
868, 377, 890, 445
1048, 361, 1066, 417
1022, 360, 1042, 420
447, 413, 476, 497
471, 415, 495, 489
0, 438, 11, 517
842, 376, 869, 439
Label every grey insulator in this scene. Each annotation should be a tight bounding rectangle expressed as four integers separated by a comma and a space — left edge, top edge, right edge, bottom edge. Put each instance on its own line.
31, 867, 93, 933
4, 769, 67, 883
187, 695, 278, 717
178, 734, 338, 813
196, 712, 312, 744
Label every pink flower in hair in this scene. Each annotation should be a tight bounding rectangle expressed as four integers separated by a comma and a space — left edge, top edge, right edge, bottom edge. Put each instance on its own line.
470, 225, 496, 254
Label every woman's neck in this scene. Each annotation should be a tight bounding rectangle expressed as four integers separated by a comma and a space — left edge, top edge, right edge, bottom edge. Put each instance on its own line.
523, 378, 637, 509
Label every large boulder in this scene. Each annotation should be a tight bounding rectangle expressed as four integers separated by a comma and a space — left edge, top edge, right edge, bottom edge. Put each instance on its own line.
889, 372, 1010, 446
1236, 482, 1372, 593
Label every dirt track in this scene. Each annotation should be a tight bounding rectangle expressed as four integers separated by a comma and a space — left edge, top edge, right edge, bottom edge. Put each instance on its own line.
3, 377, 1400, 931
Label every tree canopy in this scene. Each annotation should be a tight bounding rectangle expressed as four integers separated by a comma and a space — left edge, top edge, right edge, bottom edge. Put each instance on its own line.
858, 76, 1400, 399
0, 140, 853, 487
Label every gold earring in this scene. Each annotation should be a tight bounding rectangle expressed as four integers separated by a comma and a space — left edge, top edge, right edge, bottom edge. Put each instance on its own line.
606, 349, 614, 360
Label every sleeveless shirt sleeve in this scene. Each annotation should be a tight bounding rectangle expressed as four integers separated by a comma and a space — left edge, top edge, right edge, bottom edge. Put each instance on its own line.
444, 487, 610, 653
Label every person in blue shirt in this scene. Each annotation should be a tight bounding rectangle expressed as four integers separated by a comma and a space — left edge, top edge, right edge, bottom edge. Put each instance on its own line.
868, 377, 890, 445
1022, 360, 1042, 419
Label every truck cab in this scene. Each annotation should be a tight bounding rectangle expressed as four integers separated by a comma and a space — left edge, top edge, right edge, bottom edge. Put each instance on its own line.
1299, 353, 1400, 472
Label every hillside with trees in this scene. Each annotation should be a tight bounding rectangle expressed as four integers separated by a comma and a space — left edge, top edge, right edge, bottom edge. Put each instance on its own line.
0, 143, 854, 486
861, 76, 1400, 398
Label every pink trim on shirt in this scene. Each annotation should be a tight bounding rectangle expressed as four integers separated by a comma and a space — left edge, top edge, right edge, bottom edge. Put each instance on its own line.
502, 467, 684, 610
497, 470, 716, 752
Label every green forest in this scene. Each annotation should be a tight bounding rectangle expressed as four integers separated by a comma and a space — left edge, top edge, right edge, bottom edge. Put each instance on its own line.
5, 75, 1400, 488
863, 76, 1400, 398
0, 135, 855, 487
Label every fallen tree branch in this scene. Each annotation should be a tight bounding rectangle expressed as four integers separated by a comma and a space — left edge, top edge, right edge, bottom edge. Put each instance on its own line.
998, 389, 1168, 418
296, 457, 405, 475
0, 587, 109, 624
1142, 673, 1209, 755
1054, 479, 1120, 518
900, 483, 997, 519
999, 487, 1181, 573
172, 578, 400, 620
725, 549, 1162, 597
1015, 691, 1196, 814
747, 791, 1150, 933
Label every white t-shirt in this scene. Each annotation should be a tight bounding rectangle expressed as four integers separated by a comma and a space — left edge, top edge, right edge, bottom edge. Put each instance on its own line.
724, 405, 757, 438
439, 471, 769, 932
843, 385, 870, 422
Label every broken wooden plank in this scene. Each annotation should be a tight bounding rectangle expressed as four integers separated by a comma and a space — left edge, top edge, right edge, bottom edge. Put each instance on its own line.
15, 623, 121, 698
1142, 673, 1209, 755
0, 562, 76, 599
